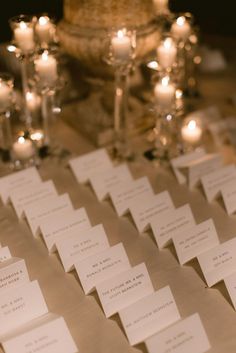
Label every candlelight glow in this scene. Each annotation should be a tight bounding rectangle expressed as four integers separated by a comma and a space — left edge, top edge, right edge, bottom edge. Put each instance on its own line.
117, 30, 125, 39
42, 51, 49, 61
147, 61, 159, 70
18, 136, 25, 144
26, 91, 34, 101
175, 89, 183, 99
163, 38, 172, 49
19, 21, 27, 30
188, 120, 197, 130
161, 76, 169, 86
38, 16, 49, 26
176, 16, 185, 27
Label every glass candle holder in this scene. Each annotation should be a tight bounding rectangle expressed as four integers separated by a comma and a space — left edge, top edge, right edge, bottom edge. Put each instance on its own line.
180, 117, 203, 152
9, 14, 36, 55
35, 14, 56, 48
11, 133, 37, 169
170, 13, 193, 44
156, 34, 178, 74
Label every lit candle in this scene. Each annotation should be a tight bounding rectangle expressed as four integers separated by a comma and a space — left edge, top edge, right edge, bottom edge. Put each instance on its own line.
35, 16, 54, 44
171, 16, 191, 42
0, 81, 11, 112
30, 130, 44, 148
157, 37, 177, 69
154, 76, 175, 109
153, 0, 168, 13
14, 21, 35, 53
26, 91, 41, 112
111, 29, 132, 61
34, 51, 58, 85
13, 136, 35, 160
181, 119, 202, 144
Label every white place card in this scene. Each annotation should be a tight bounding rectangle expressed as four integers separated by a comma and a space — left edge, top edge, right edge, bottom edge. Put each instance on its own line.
40, 207, 91, 253
89, 164, 133, 201
0, 280, 48, 337
224, 272, 236, 310
110, 177, 154, 217
24, 194, 73, 237
151, 204, 196, 249
69, 148, 113, 184
221, 181, 236, 215
56, 224, 110, 272
145, 313, 210, 353
2, 314, 78, 353
129, 191, 174, 233
0, 167, 41, 204
170, 149, 206, 184
0, 246, 11, 263
119, 286, 180, 346
172, 219, 219, 265
0, 258, 29, 292
75, 243, 131, 294
201, 164, 236, 202
10, 180, 58, 219
181, 153, 223, 189
197, 237, 236, 287
96, 262, 154, 318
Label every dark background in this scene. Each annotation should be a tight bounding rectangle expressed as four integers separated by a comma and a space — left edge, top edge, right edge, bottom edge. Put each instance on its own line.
0, 0, 235, 43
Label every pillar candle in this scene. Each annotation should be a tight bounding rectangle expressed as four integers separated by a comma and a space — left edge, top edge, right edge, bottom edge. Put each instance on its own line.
13, 136, 34, 160
181, 119, 202, 144
0, 82, 11, 112
14, 21, 35, 53
157, 37, 177, 69
171, 16, 191, 42
26, 91, 41, 112
154, 76, 175, 109
111, 30, 132, 61
35, 16, 54, 44
34, 51, 58, 85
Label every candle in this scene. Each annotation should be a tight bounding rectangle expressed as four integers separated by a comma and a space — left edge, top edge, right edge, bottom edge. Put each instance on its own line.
13, 136, 35, 160
0, 82, 11, 112
171, 16, 191, 42
154, 76, 175, 109
153, 0, 168, 13
111, 29, 132, 61
26, 91, 41, 112
35, 16, 54, 44
34, 51, 58, 85
157, 37, 177, 69
14, 21, 35, 53
30, 130, 44, 148
181, 119, 202, 144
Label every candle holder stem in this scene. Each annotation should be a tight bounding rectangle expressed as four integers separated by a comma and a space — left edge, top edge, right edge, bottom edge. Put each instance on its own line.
0, 111, 12, 162
41, 91, 51, 147
20, 57, 32, 129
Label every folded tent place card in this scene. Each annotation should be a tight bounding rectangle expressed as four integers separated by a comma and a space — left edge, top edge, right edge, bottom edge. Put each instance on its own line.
224, 272, 236, 310
151, 204, 196, 249
0, 280, 48, 337
0, 246, 11, 263
10, 180, 58, 219
179, 153, 223, 189
110, 176, 154, 217
0, 258, 29, 293
197, 237, 236, 287
145, 313, 211, 353
56, 224, 110, 272
96, 262, 154, 318
69, 148, 113, 184
129, 191, 174, 233
172, 219, 219, 265
201, 164, 236, 202
221, 181, 236, 215
119, 286, 180, 346
24, 193, 73, 237
75, 243, 131, 294
1, 313, 78, 353
170, 148, 206, 184
0, 167, 41, 204
40, 207, 91, 253
89, 163, 133, 201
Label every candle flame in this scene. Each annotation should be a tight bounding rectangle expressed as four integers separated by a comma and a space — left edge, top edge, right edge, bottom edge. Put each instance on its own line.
163, 37, 172, 49
18, 136, 25, 144
26, 91, 34, 101
42, 50, 49, 61
176, 16, 185, 26
38, 16, 49, 26
161, 76, 169, 86
31, 131, 44, 141
175, 89, 183, 99
147, 61, 159, 70
117, 29, 126, 39
7, 44, 16, 53
188, 120, 197, 130
19, 21, 27, 30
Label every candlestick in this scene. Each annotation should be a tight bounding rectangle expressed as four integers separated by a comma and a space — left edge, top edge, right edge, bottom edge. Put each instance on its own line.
154, 76, 175, 111
157, 37, 177, 70
35, 15, 54, 46
12, 136, 35, 161
181, 119, 202, 144
171, 16, 191, 42
111, 29, 132, 63
34, 50, 58, 86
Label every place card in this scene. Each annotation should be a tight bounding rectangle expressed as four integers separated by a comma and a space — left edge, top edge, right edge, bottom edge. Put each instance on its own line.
201, 164, 236, 202
145, 313, 210, 353
224, 272, 236, 310
151, 204, 196, 249
89, 164, 133, 201
69, 148, 113, 184
129, 191, 174, 233
0, 258, 29, 293
10, 180, 58, 219
110, 177, 154, 217
180, 153, 223, 189
2, 314, 78, 353
96, 262, 154, 318
172, 219, 219, 265
170, 149, 206, 184
0, 280, 48, 337
40, 207, 91, 253
197, 237, 236, 287
24, 194, 73, 237
56, 224, 110, 272
221, 181, 236, 215
119, 286, 180, 346
0, 167, 41, 204
0, 246, 11, 263
75, 243, 131, 294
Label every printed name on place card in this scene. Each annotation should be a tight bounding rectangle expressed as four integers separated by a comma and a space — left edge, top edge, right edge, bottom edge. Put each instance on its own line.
0, 246, 11, 263
0, 258, 29, 293
221, 180, 236, 215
